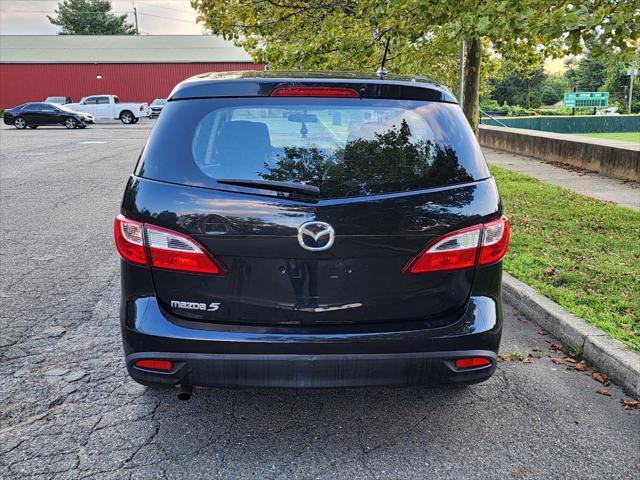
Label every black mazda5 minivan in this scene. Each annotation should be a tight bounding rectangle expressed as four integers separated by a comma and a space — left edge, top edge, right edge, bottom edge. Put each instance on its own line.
115, 72, 509, 396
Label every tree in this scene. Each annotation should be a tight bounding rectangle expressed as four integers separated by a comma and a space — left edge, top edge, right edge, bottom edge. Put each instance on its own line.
192, 0, 638, 134
540, 86, 561, 105
48, 0, 135, 35
490, 67, 546, 107
565, 53, 608, 91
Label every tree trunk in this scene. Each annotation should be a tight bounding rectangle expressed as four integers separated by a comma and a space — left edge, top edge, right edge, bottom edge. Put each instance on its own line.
462, 37, 482, 135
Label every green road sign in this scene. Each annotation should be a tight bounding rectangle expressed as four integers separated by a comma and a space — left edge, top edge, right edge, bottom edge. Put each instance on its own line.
563, 92, 609, 108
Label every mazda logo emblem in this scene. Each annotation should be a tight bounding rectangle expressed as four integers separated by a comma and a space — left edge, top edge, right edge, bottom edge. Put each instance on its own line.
297, 221, 335, 251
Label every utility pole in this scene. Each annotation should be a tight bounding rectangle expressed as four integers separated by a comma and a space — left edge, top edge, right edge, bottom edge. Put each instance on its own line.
458, 40, 465, 106
132, 1, 139, 35
628, 66, 637, 114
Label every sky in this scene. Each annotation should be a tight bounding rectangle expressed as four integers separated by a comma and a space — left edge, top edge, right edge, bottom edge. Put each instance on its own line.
0, 0, 204, 35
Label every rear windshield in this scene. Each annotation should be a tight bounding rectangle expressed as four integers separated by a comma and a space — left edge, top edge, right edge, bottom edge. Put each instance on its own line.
138, 97, 489, 200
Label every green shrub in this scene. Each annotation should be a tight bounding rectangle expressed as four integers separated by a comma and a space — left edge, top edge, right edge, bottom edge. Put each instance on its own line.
541, 86, 561, 105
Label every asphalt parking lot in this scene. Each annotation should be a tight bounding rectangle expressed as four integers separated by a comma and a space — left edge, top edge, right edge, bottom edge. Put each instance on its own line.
1, 120, 639, 480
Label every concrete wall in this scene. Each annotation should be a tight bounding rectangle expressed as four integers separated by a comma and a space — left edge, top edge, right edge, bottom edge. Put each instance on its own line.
480, 115, 640, 133
479, 125, 640, 182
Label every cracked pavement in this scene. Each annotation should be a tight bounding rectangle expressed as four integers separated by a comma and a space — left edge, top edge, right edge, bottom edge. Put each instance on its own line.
1, 121, 639, 479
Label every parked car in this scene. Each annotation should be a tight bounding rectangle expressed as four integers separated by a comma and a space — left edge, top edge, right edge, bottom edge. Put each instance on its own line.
595, 107, 619, 116
67, 95, 149, 124
44, 96, 73, 105
3, 102, 94, 129
149, 98, 167, 118
115, 71, 509, 398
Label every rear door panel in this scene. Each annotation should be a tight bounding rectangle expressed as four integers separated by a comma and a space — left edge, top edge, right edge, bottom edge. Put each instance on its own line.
124, 176, 500, 326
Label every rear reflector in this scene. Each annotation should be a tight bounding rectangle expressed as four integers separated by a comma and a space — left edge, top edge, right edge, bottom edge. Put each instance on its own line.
403, 216, 510, 274
271, 86, 359, 98
454, 357, 492, 369
134, 359, 173, 371
114, 214, 228, 275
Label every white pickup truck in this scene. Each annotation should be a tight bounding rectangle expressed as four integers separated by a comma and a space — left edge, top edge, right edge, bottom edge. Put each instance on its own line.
68, 95, 149, 124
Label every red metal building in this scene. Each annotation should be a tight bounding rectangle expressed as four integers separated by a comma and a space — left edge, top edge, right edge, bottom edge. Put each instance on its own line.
0, 35, 263, 108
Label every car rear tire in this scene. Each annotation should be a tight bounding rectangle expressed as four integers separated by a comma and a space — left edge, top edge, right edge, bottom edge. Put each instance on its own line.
29, 125, 39, 129
120, 111, 134, 124
14, 117, 27, 129
64, 117, 77, 129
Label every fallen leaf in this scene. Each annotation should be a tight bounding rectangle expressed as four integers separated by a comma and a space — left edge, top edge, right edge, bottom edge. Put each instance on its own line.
498, 353, 511, 362
592, 372, 612, 386
620, 399, 639, 410
537, 330, 548, 336
522, 357, 533, 363
635, 463, 640, 471
551, 358, 564, 365
565, 358, 578, 364
573, 360, 587, 371
549, 343, 563, 352
596, 388, 611, 397
532, 346, 542, 352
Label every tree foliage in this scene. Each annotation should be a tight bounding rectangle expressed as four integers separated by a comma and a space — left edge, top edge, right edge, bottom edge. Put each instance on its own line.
192, 0, 639, 133
48, 0, 135, 35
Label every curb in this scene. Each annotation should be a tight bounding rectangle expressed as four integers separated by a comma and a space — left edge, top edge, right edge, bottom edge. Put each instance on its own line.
503, 272, 640, 398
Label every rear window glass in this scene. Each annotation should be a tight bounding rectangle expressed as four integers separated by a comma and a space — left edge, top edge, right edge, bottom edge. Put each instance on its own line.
138, 98, 489, 200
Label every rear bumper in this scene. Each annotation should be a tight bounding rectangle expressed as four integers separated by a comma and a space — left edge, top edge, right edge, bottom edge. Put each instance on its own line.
127, 349, 497, 388
122, 294, 502, 388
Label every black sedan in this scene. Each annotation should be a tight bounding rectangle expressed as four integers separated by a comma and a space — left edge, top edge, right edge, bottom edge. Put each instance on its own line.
3, 102, 95, 129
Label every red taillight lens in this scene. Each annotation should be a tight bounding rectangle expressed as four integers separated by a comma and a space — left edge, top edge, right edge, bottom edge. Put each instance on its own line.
479, 216, 510, 265
454, 357, 492, 369
403, 226, 482, 274
403, 216, 510, 274
114, 214, 147, 265
145, 223, 227, 275
271, 86, 359, 98
134, 359, 173, 371
114, 215, 228, 274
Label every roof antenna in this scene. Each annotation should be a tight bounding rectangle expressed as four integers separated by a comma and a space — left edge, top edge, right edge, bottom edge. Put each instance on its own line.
376, 37, 391, 79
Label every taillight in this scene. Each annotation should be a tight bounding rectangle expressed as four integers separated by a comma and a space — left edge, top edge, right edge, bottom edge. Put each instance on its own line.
271, 86, 359, 98
114, 214, 146, 265
403, 216, 510, 274
403, 226, 481, 274
146, 223, 227, 274
478, 216, 510, 265
114, 214, 227, 275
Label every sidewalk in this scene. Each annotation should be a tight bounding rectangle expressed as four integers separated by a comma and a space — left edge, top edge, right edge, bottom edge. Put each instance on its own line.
483, 147, 640, 211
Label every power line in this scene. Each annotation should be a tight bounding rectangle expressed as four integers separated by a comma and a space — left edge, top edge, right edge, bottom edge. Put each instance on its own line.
137, 1, 193, 13
1, 8, 197, 23
137, 11, 195, 23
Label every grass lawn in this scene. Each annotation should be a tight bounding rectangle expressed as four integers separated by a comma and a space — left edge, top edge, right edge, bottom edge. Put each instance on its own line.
492, 166, 640, 351
577, 132, 640, 143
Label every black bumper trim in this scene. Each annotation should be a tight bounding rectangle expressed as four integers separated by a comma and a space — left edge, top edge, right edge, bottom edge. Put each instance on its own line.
126, 350, 497, 388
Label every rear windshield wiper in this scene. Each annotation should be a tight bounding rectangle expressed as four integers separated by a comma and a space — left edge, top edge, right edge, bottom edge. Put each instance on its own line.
216, 179, 320, 195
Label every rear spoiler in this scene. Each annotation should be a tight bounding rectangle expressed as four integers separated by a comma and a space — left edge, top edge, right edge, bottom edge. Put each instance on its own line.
169, 78, 456, 103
